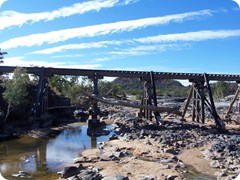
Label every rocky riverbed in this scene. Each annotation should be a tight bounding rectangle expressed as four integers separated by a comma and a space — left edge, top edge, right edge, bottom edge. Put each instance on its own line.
56, 104, 240, 180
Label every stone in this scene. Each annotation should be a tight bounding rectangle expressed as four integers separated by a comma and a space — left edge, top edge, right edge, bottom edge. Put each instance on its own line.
99, 154, 110, 161
77, 170, 102, 180
164, 148, 178, 155
224, 144, 237, 153
57, 164, 84, 179
158, 135, 167, 144
73, 110, 89, 121
12, 171, 31, 178
141, 175, 157, 180
160, 158, 174, 164
144, 139, 152, 145
109, 134, 119, 141
113, 150, 129, 158
102, 175, 129, 180
210, 160, 220, 168
73, 157, 89, 163
109, 154, 120, 161
174, 161, 186, 169
234, 173, 240, 180
219, 170, 228, 177
165, 175, 177, 180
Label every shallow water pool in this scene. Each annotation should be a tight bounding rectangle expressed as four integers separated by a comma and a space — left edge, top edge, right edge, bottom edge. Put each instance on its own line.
0, 122, 112, 179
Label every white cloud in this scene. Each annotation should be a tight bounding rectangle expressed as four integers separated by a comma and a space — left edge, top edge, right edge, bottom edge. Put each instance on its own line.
0, 0, 7, 8
0, 10, 213, 49
0, 0, 138, 30
26, 29, 240, 59
51, 54, 84, 58
135, 30, 240, 43
3, 56, 102, 69
92, 57, 114, 62
128, 44, 189, 52
233, 0, 240, 8
122, 0, 140, 5
109, 44, 187, 57
30, 41, 122, 54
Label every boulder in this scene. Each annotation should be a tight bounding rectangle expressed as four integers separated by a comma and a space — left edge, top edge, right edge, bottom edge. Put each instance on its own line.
102, 175, 129, 180
57, 164, 84, 179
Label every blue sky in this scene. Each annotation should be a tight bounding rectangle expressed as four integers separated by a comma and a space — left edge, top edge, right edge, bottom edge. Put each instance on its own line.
0, 0, 240, 79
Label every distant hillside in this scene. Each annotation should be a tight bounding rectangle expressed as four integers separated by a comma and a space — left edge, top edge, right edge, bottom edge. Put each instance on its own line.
112, 78, 238, 98
113, 78, 188, 97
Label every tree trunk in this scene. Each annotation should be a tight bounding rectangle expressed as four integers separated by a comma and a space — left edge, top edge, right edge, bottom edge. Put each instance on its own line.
83, 92, 181, 115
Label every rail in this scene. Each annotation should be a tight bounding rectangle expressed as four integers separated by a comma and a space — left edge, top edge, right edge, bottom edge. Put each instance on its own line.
0, 66, 240, 81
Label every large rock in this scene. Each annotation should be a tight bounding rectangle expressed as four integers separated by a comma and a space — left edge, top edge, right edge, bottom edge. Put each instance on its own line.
57, 164, 84, 179
102, 175, 129, 180
77, 169, 102, 180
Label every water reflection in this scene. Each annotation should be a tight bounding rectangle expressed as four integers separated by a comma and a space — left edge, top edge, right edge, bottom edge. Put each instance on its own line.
0, 123, 112, 179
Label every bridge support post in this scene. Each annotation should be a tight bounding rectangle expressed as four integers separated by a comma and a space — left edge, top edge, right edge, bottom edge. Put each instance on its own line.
41, 78, 49, 116
31, 68, 42, 123
141, 80, 153, 120
192, 86, 197, 122
139, 72, 161, 124
199, 81, 205, 124
225, 82, 240, 122
204, 73, 225, 129
183, 75, 225, 129
87, 72, 103, 128
150, 71, 161, 124
30, 67, 50, 127
191, 81, 205, 123
182, 74, 225, 129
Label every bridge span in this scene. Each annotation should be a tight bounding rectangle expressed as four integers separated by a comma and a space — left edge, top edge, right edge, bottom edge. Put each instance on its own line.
0, 66, 239, 129
0, 66, 240, 82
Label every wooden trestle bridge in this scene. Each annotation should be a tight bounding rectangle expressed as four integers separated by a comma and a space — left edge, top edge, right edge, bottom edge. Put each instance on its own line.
0, 66, 240, 129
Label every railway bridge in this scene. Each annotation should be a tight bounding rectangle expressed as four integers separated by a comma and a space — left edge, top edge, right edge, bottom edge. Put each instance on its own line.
0, 66, 240, 129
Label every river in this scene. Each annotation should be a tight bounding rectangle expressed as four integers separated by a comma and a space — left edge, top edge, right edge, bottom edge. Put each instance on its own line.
0, 122, 112, 179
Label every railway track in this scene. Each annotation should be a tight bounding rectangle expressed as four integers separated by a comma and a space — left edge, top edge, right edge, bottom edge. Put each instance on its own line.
0, 66, 240, 81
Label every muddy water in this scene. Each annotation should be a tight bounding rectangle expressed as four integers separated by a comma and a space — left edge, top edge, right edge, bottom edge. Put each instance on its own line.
0, 123, 112, 180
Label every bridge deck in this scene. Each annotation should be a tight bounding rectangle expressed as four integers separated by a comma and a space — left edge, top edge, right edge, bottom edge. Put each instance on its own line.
0, 66, 240, 82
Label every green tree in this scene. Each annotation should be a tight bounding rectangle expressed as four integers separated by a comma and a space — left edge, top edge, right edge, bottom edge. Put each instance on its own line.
99, 81, 123, 97
48, 75, 66, 95
213, 81, 228, 99
1, 67, 29, 126
48, 75, 91, 105
80, 76, 93, 91
48, 75, 79, 95
67, 84, 86, 105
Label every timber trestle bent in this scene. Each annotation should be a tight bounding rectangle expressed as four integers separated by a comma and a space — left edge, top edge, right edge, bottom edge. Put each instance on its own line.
1, 66, 240, 129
